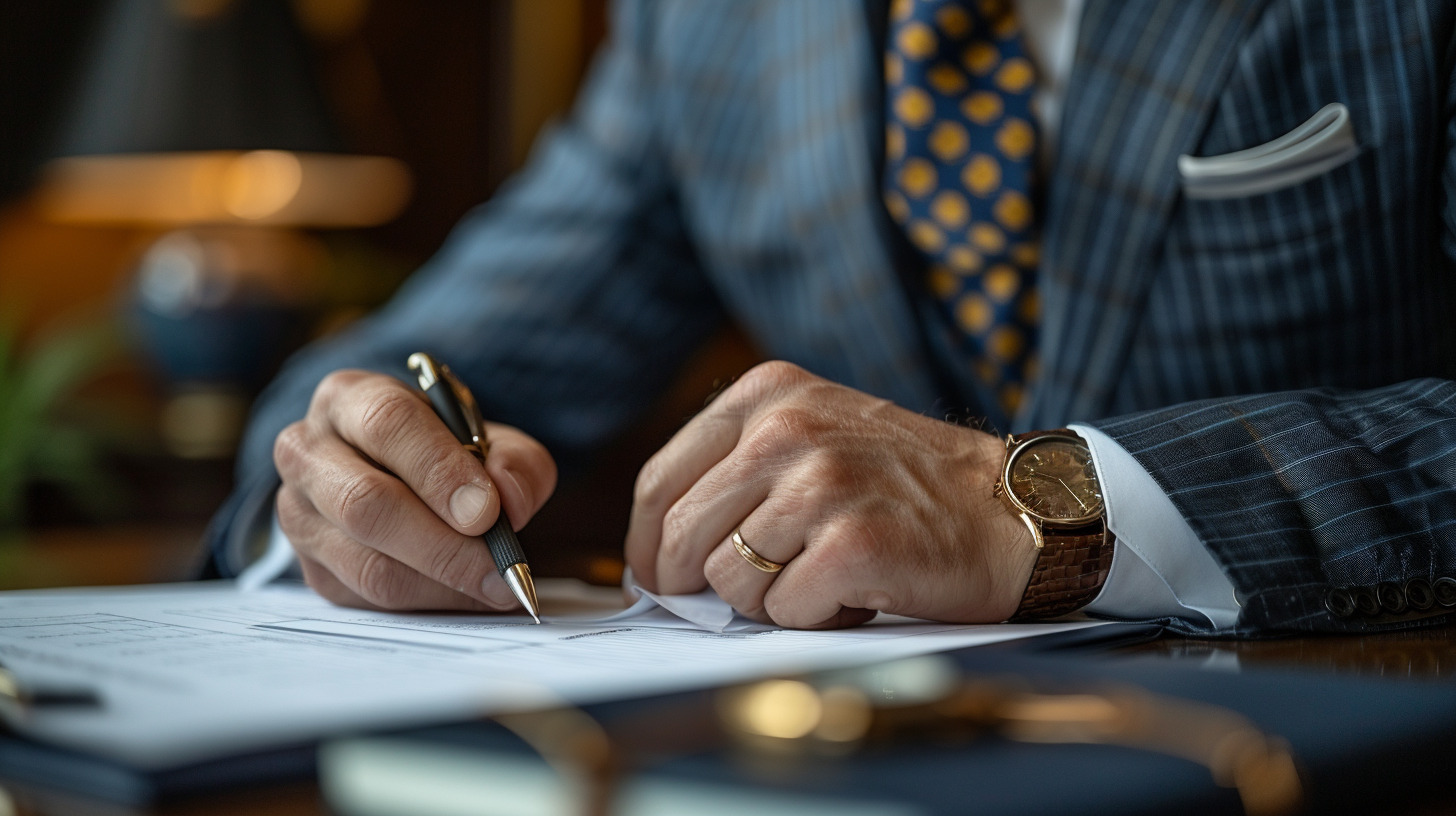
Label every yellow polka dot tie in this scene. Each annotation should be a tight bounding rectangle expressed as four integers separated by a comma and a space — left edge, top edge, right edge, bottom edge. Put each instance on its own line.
883, 0, 1039, 418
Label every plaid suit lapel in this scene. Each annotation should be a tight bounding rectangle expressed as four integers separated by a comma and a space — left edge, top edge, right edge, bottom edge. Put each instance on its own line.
1023, 0, 1271, 428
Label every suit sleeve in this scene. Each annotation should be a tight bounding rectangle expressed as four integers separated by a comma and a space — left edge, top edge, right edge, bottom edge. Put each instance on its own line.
1088, 380, 1456, 635
1083, 43, 1456, 635
204, 0, 723, 576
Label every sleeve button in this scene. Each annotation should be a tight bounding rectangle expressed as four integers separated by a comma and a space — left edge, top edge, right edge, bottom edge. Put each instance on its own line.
1324, 588, 1356, 619
1405, 578, 1435, 611
1376, 581, 1407, 615
1433, 576, 1456, 608
1352, 587, 1381, 617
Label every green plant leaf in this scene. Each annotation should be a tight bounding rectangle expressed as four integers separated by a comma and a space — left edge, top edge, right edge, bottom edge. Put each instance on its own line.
0, 316, 127, 528
11, 322, 120, 418
0, 321, 15, 386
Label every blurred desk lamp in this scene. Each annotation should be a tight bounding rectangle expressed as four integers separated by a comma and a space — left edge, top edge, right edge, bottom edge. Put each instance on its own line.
35, 0, 410, 458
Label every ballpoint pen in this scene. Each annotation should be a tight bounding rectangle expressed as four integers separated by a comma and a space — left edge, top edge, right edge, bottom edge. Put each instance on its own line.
407, 352, 541, 623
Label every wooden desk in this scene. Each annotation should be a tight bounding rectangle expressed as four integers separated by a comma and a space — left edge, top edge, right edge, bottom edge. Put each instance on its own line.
1122, 624, 1456, 679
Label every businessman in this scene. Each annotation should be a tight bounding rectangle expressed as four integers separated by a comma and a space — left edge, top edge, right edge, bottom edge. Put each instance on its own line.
210, 0, 1456, 636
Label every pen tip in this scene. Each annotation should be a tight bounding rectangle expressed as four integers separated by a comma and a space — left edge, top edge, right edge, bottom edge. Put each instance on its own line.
504, 563, 542, 625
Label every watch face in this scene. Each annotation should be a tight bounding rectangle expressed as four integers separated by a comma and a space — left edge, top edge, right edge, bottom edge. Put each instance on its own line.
1004, 435, 1103, 526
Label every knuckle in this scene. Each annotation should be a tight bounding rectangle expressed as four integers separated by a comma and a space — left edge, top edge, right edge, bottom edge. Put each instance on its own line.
312, 369, 366, 415
355, 549, 410, 610
356, 387, 421, 452
411, 443, 476, 504
335, 471, 394, 542
633, 455, 670, 513
274, 486, 308, 537
742, 360, 808, 390
272, 421, 310, 476
716, 361, 811, 413
743, 407, 817, 460
316, 368, 366, 399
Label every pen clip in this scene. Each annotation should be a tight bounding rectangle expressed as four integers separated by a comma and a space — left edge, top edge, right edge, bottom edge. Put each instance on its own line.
407, 352, 488, 454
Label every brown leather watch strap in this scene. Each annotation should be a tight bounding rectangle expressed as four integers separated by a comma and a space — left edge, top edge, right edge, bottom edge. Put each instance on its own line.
1008, 527, 1115, 621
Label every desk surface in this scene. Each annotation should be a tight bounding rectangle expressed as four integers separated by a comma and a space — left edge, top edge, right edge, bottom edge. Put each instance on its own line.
1122, 623, 1456, 679
0, 622, 1416, 816
3, 528, 1453, 816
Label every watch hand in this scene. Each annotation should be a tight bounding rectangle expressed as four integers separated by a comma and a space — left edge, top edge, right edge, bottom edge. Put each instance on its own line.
1055, 476, 1090, 511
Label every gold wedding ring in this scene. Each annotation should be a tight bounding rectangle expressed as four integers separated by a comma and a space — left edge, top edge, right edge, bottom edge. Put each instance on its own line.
732, 527, 784, 573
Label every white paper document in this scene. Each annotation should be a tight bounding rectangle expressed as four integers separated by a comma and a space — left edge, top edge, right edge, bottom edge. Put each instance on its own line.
0, 581, 1110, 768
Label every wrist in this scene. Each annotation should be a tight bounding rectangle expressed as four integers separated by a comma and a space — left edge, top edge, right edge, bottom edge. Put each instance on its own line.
968, 430, 1041, 621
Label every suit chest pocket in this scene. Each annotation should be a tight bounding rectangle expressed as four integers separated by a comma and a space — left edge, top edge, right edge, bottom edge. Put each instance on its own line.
1166, 158, 1384, 270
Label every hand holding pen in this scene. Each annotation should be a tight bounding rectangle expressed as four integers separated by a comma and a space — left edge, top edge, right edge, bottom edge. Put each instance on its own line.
408, 353, 541, 622
272, 363, 557, 615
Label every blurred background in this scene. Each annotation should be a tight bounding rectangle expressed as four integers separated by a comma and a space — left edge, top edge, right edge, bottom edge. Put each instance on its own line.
0, 0, 726, 590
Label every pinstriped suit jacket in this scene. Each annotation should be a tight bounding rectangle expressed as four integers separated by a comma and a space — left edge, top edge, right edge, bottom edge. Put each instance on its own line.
212, 0, 1456, 634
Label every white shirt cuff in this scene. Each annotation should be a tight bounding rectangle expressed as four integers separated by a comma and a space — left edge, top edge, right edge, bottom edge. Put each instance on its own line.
237, 505, 302, 590
1070, 423, 1241, 631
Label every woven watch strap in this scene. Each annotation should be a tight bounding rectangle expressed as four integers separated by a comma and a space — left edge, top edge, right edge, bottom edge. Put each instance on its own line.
1008, 527, 1114, 621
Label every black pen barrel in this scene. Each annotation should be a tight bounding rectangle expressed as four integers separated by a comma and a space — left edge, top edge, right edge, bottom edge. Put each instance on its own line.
424, 382, 474, 443
483, 516, 526, 572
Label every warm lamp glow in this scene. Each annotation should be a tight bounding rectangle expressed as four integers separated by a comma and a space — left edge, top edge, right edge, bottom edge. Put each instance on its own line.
221, 150, 304, 220
36, 151, 412, 227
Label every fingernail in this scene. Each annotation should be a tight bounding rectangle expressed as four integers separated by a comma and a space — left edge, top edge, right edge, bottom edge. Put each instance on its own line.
481, 574, 515, 607
450, 483, 490, 527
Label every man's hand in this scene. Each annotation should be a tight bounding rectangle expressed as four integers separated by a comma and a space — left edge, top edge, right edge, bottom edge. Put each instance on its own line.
273, 369, 557, 611
624, 361, 1037, 629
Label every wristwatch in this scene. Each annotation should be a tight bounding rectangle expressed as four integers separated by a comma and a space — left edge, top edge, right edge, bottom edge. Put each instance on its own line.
992, 429, 1115, 621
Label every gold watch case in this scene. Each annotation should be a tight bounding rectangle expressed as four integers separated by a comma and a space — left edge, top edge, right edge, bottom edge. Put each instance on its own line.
996, 432, 1104, 528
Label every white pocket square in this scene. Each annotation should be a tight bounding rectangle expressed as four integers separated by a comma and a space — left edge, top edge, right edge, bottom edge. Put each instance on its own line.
1178, 102, 1358, 200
